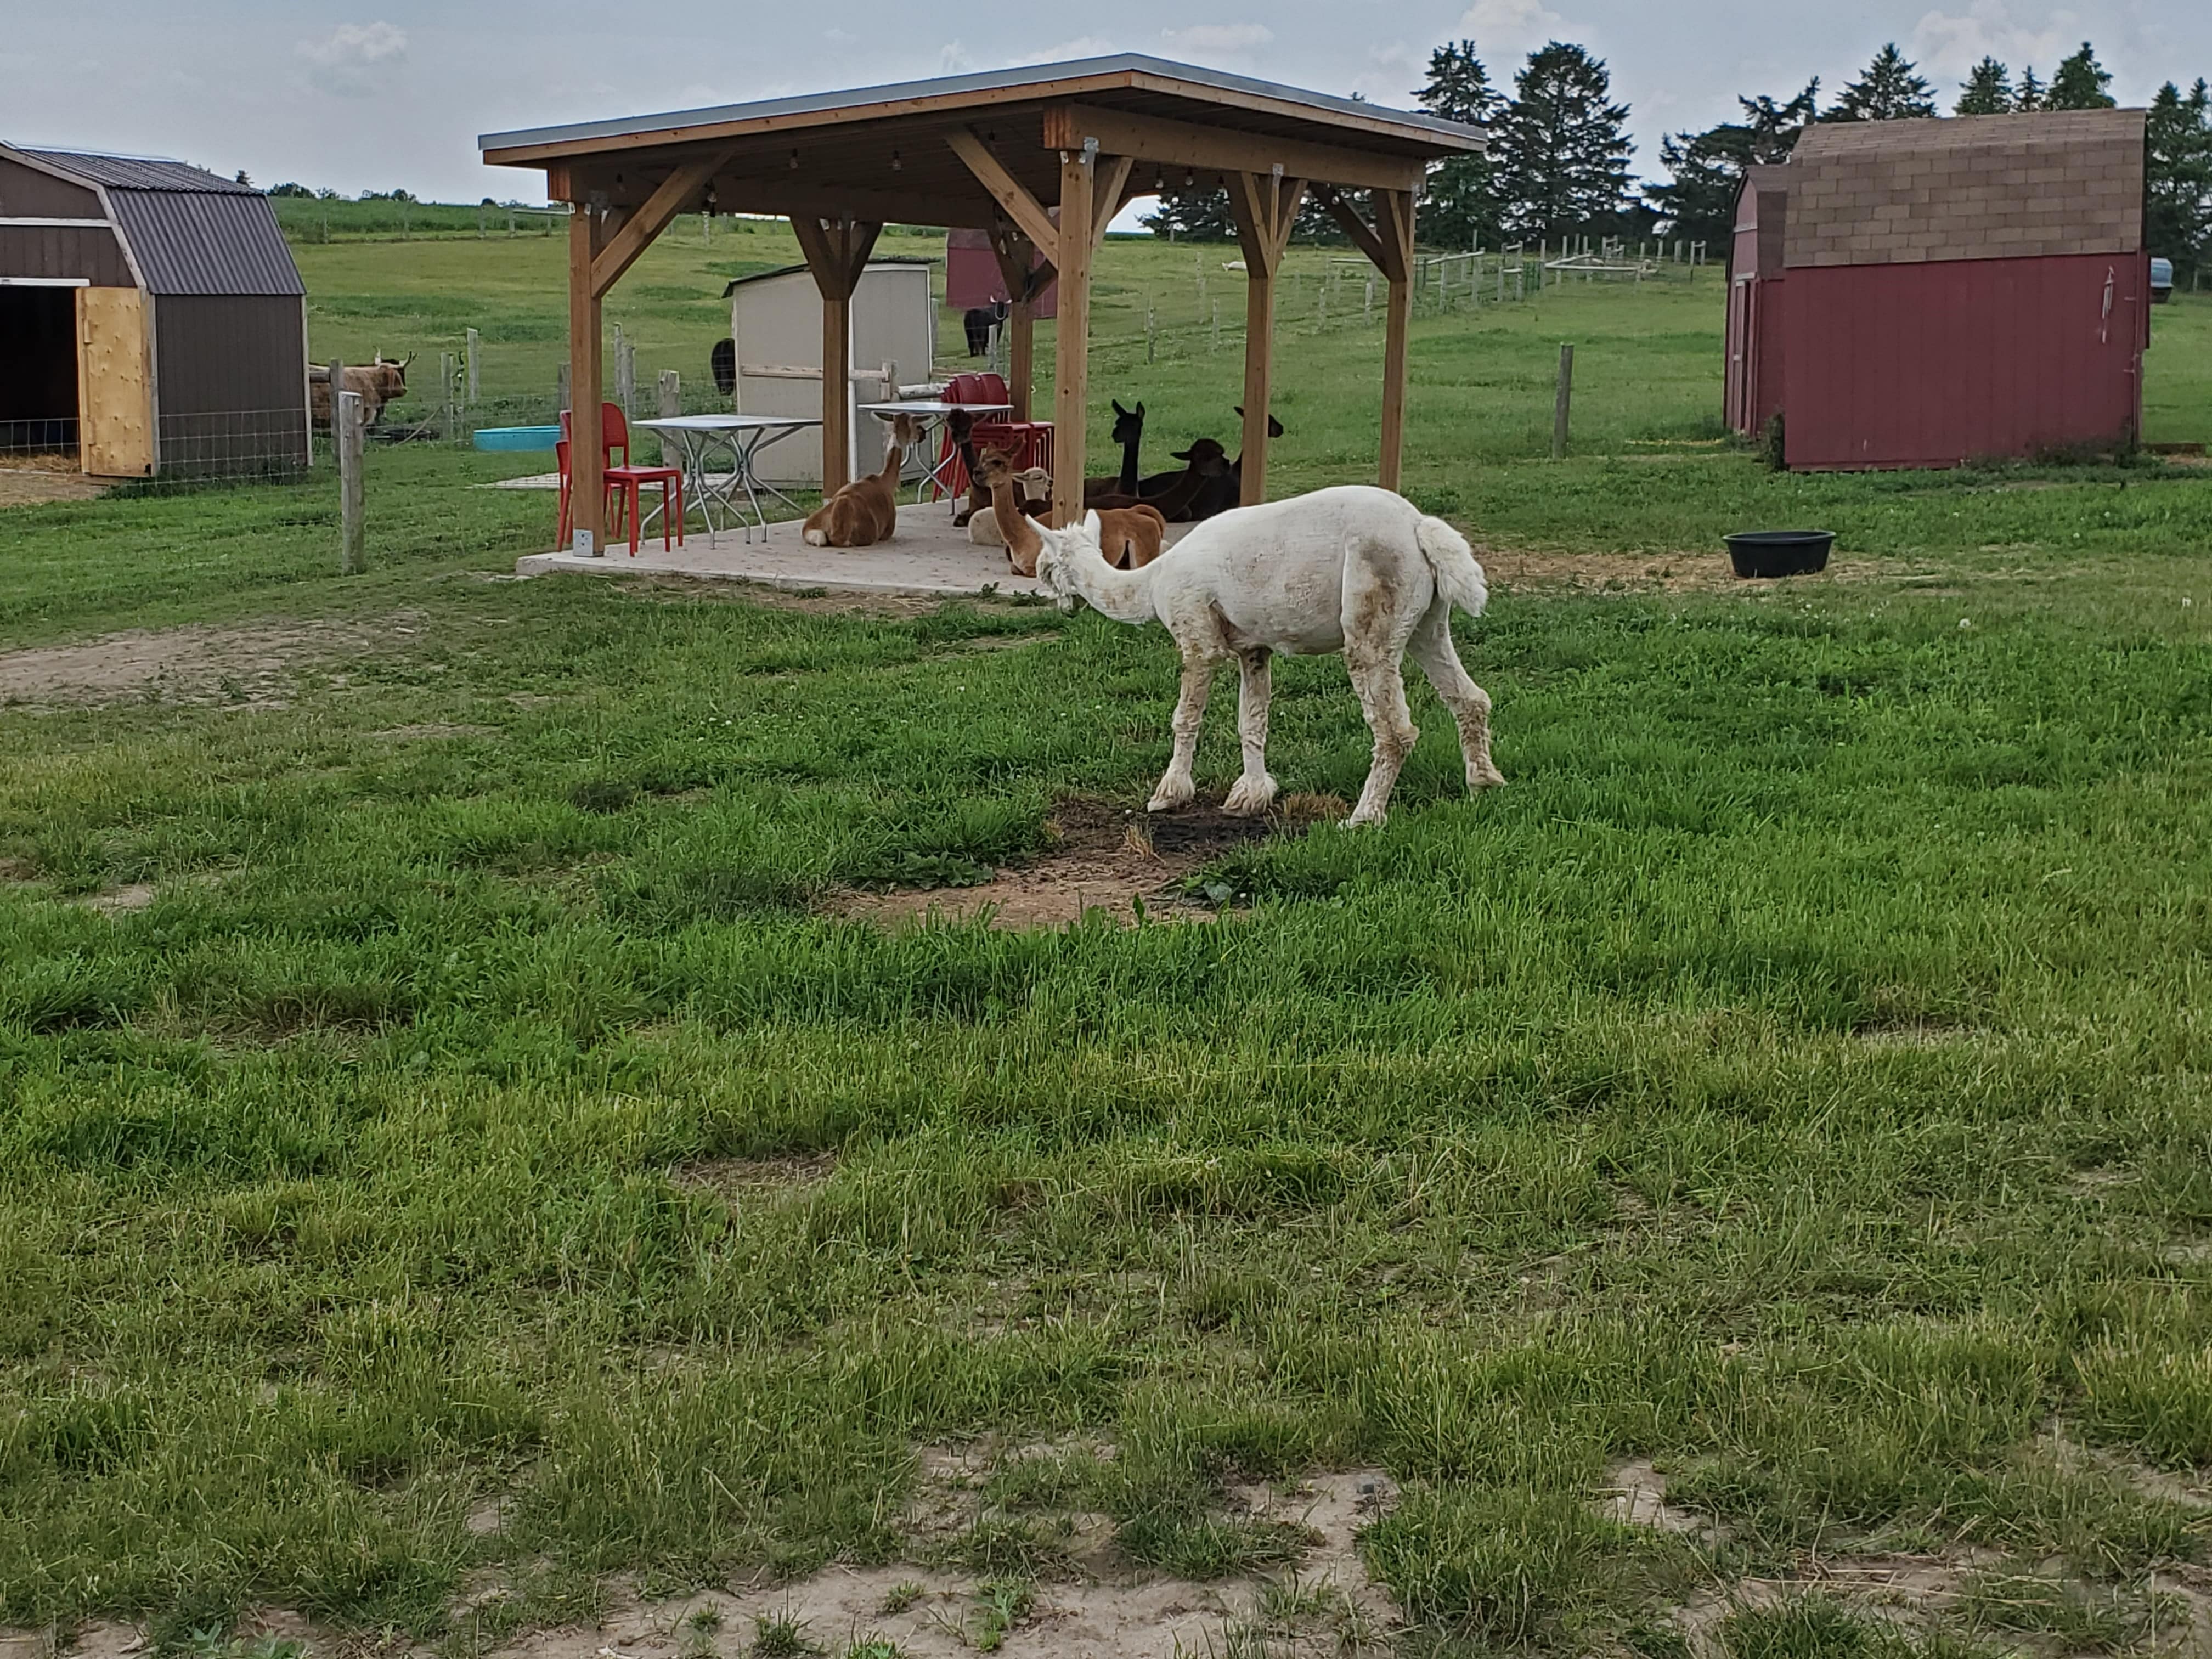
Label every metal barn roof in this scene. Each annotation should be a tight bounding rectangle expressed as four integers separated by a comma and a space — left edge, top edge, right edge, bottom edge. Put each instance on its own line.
5, 144, 302, 296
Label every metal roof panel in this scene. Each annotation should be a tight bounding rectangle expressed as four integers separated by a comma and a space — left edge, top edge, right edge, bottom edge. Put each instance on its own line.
16, 148, 260, 193
106, 189, 304, 295
479, 53, 1481, 157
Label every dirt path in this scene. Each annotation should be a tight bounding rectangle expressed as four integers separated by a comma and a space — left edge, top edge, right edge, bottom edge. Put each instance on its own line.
0, 613, 424, 708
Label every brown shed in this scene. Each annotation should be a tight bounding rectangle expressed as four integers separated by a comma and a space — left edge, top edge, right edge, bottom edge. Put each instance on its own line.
0, 144, 311, 478
1723, 111, 2148, 469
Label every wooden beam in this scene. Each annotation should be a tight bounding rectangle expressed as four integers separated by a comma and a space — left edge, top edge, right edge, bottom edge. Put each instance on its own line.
945, 129, 1060, 266
1226, 174, 1301, 507
590, 146, 738, 296
1378, 188, 1415, 491
710, 179, 998, 229
989, 221, 1046, 423
1052, 146, 1094, 531
567, 204, 606, 549
792, 216, 882, 491
1317, 187, 1390, 273
1092, 155, 1134, 245
1042, 104, 1424, 196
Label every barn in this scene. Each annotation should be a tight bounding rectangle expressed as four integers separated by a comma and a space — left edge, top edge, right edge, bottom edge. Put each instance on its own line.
1725, 110, 2148, 470
0, 144, 310, 478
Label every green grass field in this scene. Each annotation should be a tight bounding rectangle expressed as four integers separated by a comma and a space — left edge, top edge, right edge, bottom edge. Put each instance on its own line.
4, 230, 2212, 1659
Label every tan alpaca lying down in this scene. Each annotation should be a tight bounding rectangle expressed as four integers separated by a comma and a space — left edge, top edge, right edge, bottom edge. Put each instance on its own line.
974, 448, 1166, 577
803, 414, 917, 548
968, 466, 1052, 546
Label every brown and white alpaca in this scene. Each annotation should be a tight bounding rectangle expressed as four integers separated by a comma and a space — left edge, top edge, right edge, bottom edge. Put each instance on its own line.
970, 462, 1053, 547
976, 447, 1166, 575
802, 414, 918, 548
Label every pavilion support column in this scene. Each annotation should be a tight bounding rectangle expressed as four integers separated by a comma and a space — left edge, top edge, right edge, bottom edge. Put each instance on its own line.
988, 220, 1048, 425
567, 202, 606, 551
791, 215, 883, 494
1227, 170, 1307, 508
1051, 148, 1095, 531
1320, 185, 1415, 492
1376, 189, 1416, 492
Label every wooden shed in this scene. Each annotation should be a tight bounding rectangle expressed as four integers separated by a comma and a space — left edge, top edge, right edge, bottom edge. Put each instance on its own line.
1723, 110, 2148, 470
0, 144, 310, 478
723, 257, 936, 484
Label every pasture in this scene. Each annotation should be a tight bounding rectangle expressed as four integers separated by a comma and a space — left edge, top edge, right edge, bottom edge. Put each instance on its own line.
3, 230, 2212, 1659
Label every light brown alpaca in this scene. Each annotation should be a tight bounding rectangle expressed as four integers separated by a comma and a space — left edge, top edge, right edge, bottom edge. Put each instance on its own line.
803, 414, 918, 548
976, 448, 1166, 575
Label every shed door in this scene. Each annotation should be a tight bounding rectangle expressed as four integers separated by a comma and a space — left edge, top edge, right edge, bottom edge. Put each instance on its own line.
77, 286, 155, 478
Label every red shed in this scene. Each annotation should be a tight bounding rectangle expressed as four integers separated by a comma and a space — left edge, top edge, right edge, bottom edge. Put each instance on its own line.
946, 225, 1058, 318
1723, 110, 2148, 470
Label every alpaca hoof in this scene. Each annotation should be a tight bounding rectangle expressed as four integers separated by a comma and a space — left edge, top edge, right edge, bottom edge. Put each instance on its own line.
1339, 811, 1385, 830
1469, 765, 1507, 791
1148, 778, 1196, 813
1223, 776, 1278, 817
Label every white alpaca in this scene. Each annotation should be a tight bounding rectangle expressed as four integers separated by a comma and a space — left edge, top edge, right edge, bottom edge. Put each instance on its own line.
1031, 485, 1504, 827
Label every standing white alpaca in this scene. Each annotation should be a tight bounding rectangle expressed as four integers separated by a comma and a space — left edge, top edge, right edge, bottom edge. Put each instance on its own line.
1031, 485, 1504, 827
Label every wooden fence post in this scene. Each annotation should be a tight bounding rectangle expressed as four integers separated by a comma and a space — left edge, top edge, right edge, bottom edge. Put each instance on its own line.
1551, 343, 1574, 461
336, 388, 365, 574
440, 351, 457, 441
465, 328, 479, 403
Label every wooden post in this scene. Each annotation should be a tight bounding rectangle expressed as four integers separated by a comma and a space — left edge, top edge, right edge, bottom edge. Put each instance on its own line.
614, 324, 635, 416
465, 327, 479, 404
1378, 191, 1414, 493
987, 221, 1042, 424
567, 202, 605, 554
1227, 170, 1305, 509
1052, 145, 1095, 531
1552, 343, 1574, 460
792, 215, 881, 494
336, 388, 365, 574
440, 350, 456, 441
658, 369, 681, 417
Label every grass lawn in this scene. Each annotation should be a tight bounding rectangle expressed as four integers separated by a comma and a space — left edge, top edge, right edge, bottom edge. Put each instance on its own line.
3, 236, 2212, 1659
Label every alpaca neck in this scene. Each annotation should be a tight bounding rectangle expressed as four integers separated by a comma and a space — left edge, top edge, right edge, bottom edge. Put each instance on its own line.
1116, 430, 1140, 495
1053, 526, 1155, 623
989, 478, 1042, 568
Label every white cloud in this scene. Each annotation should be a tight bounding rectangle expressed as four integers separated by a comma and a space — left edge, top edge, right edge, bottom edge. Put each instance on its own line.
1910, 1, 2076, 80
1014, 36, 1120, 65
1456, 0, 1571, 57
296, 20, 407, 97
1159, 22, 1274, 54
939, 40, 976, 74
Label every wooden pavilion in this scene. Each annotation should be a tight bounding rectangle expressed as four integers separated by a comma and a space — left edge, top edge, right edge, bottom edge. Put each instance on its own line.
479, 54, 1485, 549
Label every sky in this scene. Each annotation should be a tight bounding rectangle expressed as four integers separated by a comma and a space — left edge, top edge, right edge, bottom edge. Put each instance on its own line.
7, 0, 2203, 229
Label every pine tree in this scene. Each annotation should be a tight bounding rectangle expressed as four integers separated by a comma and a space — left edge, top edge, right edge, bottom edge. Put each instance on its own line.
1644, 81, 1818, 244
1139, 189, 1235, 241
1824, 44, 1937, 121
2146, 78, 2212, 283
1491, 42, 1634, 241
2047, 42, 2116, 109
1415, 39, 1504, 248
2015, 68, 2046, 110
1955, 58, 2013, 115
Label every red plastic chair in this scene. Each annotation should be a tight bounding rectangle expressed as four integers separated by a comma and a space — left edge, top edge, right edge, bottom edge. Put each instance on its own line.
972, 420, 1053, 483
558, 404, 683, 555
939, 373, 1018, 501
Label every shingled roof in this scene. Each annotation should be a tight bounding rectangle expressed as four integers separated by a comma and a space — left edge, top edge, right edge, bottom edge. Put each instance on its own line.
1782, 109, 2143, 269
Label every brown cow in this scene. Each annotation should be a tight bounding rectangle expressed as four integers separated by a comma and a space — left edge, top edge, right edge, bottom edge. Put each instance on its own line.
309, 354, 411, 428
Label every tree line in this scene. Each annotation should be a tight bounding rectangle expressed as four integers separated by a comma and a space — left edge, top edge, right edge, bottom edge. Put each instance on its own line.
1140, 38, 2212, 284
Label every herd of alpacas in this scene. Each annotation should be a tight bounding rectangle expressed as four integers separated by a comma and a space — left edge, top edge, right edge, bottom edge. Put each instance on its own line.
800, 403, 1502, 827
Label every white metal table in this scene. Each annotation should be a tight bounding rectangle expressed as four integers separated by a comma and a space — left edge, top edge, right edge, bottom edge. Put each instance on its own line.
631, 414, 819, 541
858, 399, 1012, 505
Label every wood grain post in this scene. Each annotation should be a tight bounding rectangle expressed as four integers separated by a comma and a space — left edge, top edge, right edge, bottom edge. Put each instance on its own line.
465, 327, 479, 403
1239, 267, 1274, 506
336, 389, 365, 575
1378, 190, 1415, 492
1007, 300, 1034, 421
1552, 343, 1574, 460
1052, 146, 1095, 531
820, 290, 851, 493
567, 202, 605, 553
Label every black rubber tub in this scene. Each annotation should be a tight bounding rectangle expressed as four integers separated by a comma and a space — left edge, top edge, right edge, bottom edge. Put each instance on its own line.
1726, 529, 1835, 578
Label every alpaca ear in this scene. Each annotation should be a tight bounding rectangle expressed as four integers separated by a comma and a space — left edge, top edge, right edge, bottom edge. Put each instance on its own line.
1135, 401, 1145, 416
1113, 399, 1128, 417
1082, 510, 1102, 538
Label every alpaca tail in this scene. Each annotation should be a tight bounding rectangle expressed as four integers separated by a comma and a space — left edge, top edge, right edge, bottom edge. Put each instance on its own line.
1416, 514, 1489, 618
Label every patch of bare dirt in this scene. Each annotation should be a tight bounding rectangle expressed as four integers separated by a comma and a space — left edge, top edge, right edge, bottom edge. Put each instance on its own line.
1600, 1458, 1717, 1537
0, 613, 424, 709
0, 465, 103, 507
75, 883, 158, 916
613, 575, 1018, 618
1481, 545, 1897, 594
453, 1461, 1399, 1659
831, 795, 1341, 931
370, 722, 496, 740
675, 1152, 839, 1201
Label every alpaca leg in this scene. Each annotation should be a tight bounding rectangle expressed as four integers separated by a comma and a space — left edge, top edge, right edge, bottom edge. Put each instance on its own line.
1149, 651, 1216, 812
1409, 602, 1505, 792
1344, 651, 1418, 828
1223, 647, 1277, 816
